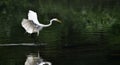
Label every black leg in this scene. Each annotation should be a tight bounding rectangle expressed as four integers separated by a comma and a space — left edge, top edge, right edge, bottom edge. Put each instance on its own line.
31, 33, 38, 44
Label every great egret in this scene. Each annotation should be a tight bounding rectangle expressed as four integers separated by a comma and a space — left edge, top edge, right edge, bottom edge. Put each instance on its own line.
21, 10, 61, 36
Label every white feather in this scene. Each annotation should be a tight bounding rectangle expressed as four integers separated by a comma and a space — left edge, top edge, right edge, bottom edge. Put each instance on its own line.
28, 10, 42, 26
21, 19, 43, 35
21, 19, 33, 34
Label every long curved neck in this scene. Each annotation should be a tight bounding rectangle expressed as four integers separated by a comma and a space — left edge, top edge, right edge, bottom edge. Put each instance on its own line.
39, 62, 52, 65
41, 19, 54, 27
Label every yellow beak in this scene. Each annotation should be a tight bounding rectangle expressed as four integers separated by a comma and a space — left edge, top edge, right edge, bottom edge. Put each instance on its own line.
57, 20, 62, 23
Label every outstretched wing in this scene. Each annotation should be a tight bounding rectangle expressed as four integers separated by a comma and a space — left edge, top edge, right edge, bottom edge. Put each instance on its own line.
28, 10, 40, 25
21, 19, 43, 35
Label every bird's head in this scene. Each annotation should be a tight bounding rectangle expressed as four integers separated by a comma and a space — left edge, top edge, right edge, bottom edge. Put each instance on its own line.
52, 18, 62, 23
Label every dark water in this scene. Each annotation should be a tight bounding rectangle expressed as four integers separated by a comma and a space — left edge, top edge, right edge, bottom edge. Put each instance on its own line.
0, 43, 114, 65
0, 0, 120, 65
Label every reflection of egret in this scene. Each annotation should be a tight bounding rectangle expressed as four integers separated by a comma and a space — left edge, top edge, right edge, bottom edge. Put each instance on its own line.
25, 53, 52, 65
25, 55, 36, 65
39, 62, 52, 65
21, 10, 61, 36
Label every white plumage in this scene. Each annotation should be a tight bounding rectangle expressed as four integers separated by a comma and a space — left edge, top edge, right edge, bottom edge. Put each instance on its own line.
28, 10, 42, 26
21, 19, 42, 35
21, 10, 61, 36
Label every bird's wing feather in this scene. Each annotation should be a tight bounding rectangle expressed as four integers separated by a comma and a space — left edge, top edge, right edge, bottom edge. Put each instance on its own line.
21, 19, 34, 34
28, 10, 40, 25
21, 19, 43, 35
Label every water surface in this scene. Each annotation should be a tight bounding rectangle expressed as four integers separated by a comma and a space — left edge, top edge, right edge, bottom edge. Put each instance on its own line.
0, 43, 110, 65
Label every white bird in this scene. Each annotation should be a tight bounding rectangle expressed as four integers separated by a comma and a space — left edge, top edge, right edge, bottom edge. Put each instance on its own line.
21, 10, 61, 36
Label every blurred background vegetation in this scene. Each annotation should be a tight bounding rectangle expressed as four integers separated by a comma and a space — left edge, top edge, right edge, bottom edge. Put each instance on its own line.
0, 0, 120, 50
